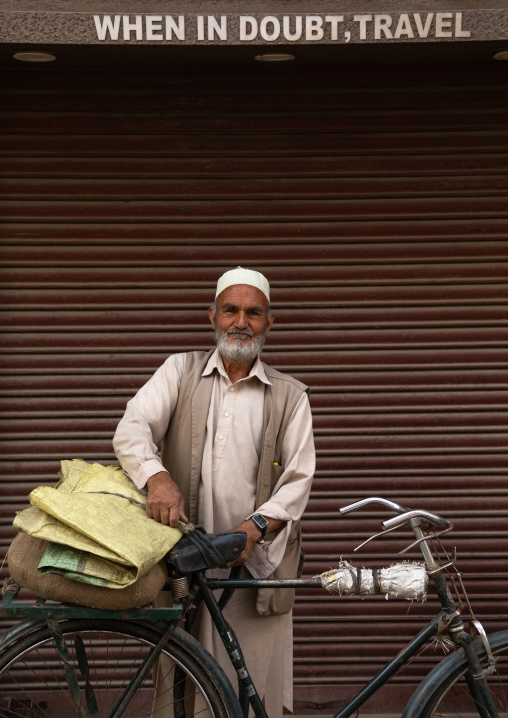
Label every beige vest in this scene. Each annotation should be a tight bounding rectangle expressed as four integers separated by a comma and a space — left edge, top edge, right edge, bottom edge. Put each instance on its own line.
161, 350, 310, 615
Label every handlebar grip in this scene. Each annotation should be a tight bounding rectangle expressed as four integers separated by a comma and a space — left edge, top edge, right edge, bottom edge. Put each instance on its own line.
340, 497, 411, 515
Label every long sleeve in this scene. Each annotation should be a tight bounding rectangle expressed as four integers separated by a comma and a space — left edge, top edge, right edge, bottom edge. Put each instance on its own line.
112, 353, 187, 489
247, 392, 315, 578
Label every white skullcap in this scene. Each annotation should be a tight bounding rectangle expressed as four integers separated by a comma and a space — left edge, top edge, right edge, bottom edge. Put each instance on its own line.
215, 266, 270, 302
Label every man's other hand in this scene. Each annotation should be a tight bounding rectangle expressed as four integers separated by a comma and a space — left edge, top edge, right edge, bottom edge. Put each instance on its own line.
226, 519, 260, 567
146, 471, 188, 527
227, 517, 283, 567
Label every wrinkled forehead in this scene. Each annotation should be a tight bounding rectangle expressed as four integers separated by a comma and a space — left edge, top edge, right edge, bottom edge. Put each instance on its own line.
215, 284, 268, 310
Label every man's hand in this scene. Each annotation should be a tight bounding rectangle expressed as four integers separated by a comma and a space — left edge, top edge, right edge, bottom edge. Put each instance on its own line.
146, 471, 188, 527
226, 520, 260, 567
227, 517, 284, 567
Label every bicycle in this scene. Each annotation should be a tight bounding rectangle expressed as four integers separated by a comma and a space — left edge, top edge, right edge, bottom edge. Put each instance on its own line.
0, 497, 507, 718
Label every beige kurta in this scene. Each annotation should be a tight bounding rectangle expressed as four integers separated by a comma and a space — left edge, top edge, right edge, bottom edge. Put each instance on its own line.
113, 349, 315, 716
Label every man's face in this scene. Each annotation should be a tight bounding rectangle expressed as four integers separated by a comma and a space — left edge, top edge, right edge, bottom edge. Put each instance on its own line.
209, 285, 274, 363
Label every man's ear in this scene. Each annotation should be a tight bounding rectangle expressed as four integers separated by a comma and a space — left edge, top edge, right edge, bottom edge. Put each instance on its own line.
208, 305, 215, 329
266, 312, 275, 335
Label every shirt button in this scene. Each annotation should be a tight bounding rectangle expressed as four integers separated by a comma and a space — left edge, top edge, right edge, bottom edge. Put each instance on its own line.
225, 412, 229, 417
218, 435, 224, 440
229, 387, 235, 392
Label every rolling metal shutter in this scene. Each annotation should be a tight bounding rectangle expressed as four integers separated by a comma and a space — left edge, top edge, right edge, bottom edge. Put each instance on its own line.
1, 64, 507, 712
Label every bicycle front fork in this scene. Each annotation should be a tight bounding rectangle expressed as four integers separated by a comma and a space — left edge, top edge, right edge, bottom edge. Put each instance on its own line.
459, 632, 500, 718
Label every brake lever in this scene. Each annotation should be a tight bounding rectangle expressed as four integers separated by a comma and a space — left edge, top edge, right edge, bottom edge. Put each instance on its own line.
353, 523, 401, 552
398, 524, 454, 556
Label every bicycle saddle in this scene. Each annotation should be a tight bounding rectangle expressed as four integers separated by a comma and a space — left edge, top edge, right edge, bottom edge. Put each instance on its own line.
166, 528, 247, 573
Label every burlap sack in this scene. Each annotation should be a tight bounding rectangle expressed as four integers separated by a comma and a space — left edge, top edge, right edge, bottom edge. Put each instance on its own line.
14, 460, 183, 587
7, 532, 168, 609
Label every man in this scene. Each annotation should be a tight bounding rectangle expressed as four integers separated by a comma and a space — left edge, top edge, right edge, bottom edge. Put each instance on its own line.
113, 266, 315, 717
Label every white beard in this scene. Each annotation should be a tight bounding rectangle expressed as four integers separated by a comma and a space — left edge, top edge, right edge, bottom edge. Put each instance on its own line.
214, 327, 267, 364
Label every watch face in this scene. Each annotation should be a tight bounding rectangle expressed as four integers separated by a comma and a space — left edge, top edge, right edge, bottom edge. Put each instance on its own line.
252, 514, 268, 530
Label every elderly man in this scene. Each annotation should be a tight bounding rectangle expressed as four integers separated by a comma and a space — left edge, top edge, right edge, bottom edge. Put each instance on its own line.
113, 266, 315, 717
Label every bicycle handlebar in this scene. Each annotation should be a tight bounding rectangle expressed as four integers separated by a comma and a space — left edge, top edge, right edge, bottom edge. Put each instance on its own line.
340, 497, 451, 530
382, 509, 450, 530
340, 497, 411, 515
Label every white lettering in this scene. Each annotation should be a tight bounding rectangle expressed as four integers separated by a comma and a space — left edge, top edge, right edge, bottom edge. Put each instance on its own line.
435, 12, 453, 37
94, 15, 121, 41
123, 15, 143, 40
166, 16, 185, 40
283, 16, 303, 41
93, 11, 475, 45
394, 14, 414, 39
325, 16, 344, 41
455, 12, 471, 38
353, 15, 372, 40
240, 16, 257, 41
375, 14, 393, 39
413, 13, 433, 38
197, 16, 205, 41
306, 16, 324, 41
260, 16, 280, 41
146, 15, 163, 41
208, 16, 227, 41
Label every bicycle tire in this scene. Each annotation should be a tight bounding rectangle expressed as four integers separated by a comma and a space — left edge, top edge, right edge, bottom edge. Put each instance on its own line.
402, 629, 508, 718
0, 618, 243, 718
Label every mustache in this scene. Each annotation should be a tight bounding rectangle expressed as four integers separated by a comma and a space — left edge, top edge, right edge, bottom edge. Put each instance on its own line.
227, 328, 254, 337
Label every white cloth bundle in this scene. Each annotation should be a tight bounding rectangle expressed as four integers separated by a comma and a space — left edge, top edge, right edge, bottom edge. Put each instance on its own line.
320, 560, 427, 601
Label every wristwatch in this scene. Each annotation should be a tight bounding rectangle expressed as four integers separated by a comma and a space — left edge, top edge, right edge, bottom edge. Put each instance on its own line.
250, 514, 269, 543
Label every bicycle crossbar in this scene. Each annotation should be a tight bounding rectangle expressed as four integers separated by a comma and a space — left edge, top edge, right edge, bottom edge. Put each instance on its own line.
206, 578, 323, 589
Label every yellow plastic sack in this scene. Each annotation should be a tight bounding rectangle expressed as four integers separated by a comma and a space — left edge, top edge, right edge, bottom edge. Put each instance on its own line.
13, 459, 182, 588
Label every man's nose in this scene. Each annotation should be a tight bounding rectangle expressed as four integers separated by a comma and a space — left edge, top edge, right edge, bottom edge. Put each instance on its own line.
235, 311, 248, 328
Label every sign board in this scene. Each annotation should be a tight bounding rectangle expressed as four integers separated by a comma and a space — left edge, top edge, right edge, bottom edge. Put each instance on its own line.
1, 9, 508, 45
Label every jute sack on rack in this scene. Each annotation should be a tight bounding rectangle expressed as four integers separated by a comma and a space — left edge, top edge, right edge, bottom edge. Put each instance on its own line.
13, 459, 183, 588
7, 532, 168, 609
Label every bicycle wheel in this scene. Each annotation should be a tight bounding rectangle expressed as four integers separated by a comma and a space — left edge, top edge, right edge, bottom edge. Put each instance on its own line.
403, 630, 508, 717
0, 618, 243, 718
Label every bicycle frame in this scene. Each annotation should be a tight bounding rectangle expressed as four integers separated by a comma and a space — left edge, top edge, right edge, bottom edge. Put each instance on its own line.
0, 571, 499, 718
0, 497, 502, 718
192, 498, 502, 718
196, 573, 461, 718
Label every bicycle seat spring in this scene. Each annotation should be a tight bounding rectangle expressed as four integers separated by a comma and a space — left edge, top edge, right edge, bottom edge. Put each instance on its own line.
169, 576, 190, 599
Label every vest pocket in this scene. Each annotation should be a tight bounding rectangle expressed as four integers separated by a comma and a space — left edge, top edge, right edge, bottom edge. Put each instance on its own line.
256, 523, 302, 616
270, 461, 284, 488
